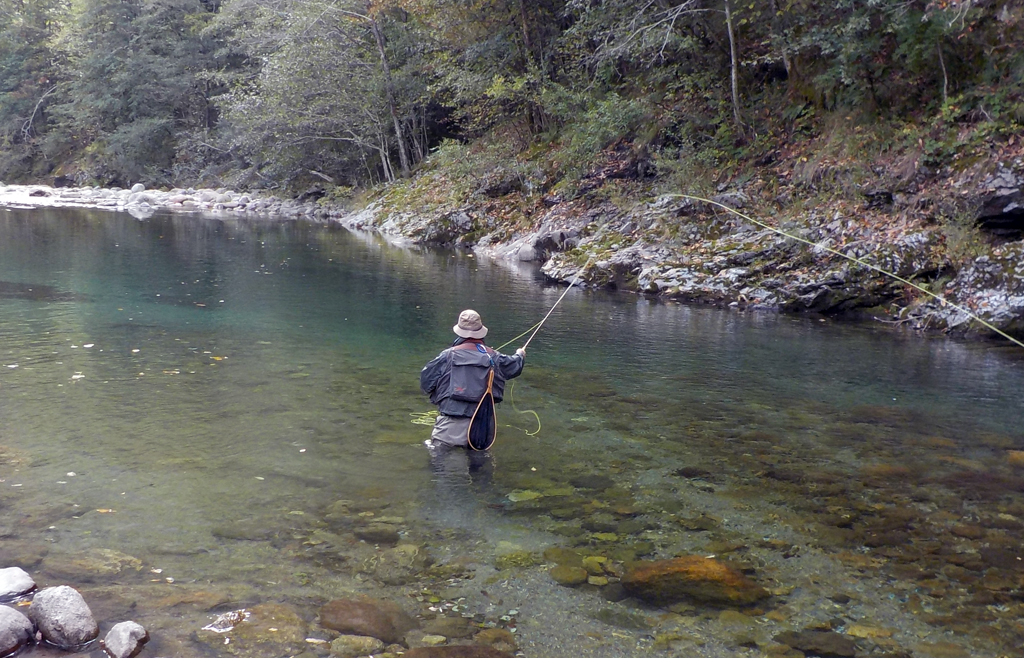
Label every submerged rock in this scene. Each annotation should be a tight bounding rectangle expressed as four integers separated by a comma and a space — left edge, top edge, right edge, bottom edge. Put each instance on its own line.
319, 598, 415, 644
0, 605, 34, 656
42, 548, 142, 581
365, 544, 430, 585
422, 616, 473, 639
402, 648, 515, 658
0, 566, 35, 600
621, 556, 769, 606
28, 585, 99, 649
101, 621, 148, 658
774, 630, 856, 658
329, 634, 384, 657
196, 603, 307, 657
494, 550, 537, 570
474, 628, 516, 653
355, 522, 401, 545
550, 565, 588, 586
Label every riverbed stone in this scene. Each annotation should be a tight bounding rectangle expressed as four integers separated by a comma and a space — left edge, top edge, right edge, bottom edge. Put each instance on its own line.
319, 598, 415, 643
407, 632, 448, 648
494, 550, 537, 570
774, 630, 856, 658
0, 540, 49, 569
543, 546, 583, 567
365, 543, 430, 585
28, 585, 99, 649
195, 603, 307, 657
402, 648, 515, 658
102, 621, 148, 658
42, 548, 142, 581
912, 641, 972, 658
422, 616, 473, 639
474, 628, 516, 652
355, 523, 401, 545
550, 565, 588, 586
329, 634, 384, 657
0, 567, 35, 600
0, 605, 34, 656
621, 556, 769, 605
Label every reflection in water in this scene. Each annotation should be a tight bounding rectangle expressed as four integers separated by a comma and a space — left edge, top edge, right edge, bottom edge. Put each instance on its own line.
1, 207, 1023, 658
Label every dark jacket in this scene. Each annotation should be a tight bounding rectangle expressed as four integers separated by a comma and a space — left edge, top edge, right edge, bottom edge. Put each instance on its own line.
420, 338, 525, 417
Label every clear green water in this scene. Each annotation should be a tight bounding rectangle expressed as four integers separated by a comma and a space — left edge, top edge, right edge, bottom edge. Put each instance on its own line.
2, 207, 1023, 657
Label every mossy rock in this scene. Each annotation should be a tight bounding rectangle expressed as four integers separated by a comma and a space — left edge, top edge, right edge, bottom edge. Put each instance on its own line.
542, 546, 583, 567
549, 565, 588, 586
494, 551, 537, 570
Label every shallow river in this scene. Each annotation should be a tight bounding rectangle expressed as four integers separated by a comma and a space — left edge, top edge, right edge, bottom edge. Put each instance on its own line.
1, 207, 1023, 658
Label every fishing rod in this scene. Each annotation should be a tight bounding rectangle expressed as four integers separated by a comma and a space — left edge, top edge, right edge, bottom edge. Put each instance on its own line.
520, 257, 594, 351
668, 194, 1024, 350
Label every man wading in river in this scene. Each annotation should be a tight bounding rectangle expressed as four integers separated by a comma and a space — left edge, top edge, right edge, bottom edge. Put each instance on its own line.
420, 309, 526, 450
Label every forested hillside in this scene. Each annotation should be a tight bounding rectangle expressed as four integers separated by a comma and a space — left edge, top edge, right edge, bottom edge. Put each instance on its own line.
2, 0, 1022, 193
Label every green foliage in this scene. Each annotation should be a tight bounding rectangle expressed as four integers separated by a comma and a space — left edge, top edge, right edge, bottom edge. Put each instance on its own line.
938, 206, 988, 267
1, 0, 1023, 189
544, 89, 650, 182
41, 0, 221, 184
0, 0, 63, 179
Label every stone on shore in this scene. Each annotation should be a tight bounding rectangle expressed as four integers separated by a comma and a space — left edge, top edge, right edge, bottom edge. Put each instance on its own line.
102, 621, 148, 658
28, 585, 99, 649
0, 566, 35, 600
0, 605, 34, 656
621, 556, 769, 605
319, 598, 416, 644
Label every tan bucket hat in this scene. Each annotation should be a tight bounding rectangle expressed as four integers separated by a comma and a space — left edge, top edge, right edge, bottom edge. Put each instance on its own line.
453, 309, 488, 339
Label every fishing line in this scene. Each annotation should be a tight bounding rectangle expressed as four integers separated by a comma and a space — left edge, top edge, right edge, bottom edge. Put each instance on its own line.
668, 194, 1024, 350
488, 256, 594, 436
494, 321, 542, 352
522, 256, 594, 350
410, 409, 438, 425
503, 379, 541, 436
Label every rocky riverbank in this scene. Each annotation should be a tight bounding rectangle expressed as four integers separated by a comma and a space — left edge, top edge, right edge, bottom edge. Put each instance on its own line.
0, 183, 329, 221
338, 148, 1024, 341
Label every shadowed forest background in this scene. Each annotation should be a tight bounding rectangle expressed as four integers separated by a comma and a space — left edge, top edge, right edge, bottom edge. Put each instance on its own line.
2, 0, 1023, 196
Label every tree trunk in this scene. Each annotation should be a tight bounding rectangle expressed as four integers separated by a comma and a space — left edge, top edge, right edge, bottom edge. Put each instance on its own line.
724, 0, 742, 130
937, 42, 948, 104
368, 11, 410, 177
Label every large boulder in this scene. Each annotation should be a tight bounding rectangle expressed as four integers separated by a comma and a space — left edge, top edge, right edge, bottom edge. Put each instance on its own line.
0, 567, 36, 600
102, 621, 148, 658
621, 556, 769, 606
319, 598, 416, 644
0, 605, 34, 655
28, 585, 99, 648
